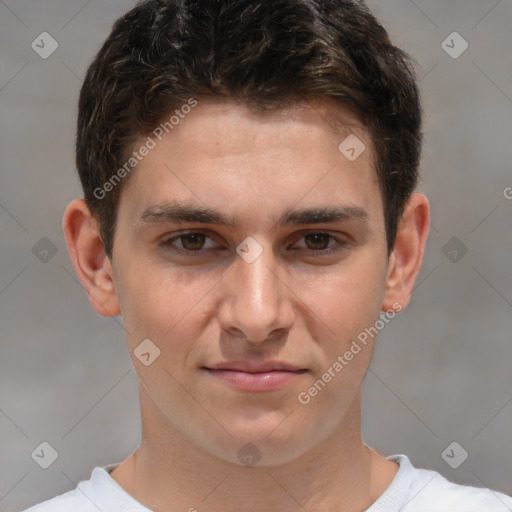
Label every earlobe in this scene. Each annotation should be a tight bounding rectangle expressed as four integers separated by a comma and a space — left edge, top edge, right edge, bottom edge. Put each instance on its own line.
382, 193, 430, 312
62, 199, 121, 317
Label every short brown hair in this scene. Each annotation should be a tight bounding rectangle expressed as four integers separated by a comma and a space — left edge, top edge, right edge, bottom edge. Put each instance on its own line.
76, 0, 422, 258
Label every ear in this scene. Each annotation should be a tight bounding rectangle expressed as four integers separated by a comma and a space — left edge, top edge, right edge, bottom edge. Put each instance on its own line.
382, 193, 430, 312
62, 199, 120, 317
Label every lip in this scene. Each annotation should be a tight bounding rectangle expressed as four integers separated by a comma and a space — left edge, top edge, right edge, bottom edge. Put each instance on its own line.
203, 361, 307, 391
207, 360, 305, 373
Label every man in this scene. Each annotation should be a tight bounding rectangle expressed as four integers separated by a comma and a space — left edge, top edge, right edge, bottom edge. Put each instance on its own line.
24, 0, 512, 510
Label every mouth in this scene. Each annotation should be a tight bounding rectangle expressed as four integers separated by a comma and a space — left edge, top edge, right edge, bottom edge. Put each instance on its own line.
202, 361, 307, 391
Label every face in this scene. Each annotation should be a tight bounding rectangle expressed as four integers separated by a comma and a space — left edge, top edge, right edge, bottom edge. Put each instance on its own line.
110, 99, 393, 466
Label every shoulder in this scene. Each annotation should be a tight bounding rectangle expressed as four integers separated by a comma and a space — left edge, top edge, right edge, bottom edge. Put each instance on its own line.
21, 465, 139, 512
384, 454, 512, 512
21, 488, 94, 512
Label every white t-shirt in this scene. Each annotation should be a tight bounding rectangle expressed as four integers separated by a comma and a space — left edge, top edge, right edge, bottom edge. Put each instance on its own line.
22, 454, 512, 512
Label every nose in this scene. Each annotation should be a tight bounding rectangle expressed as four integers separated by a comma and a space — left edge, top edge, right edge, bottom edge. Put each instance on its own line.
217, 243, 295, 344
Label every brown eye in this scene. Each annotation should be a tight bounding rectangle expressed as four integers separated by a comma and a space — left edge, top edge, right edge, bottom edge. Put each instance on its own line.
179, 233, 206, 250
161, 231, 221, 255
303, 233, 332, 250
291, 232, 348, 257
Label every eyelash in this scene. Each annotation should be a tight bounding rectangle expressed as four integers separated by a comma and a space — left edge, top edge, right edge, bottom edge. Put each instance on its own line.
160, 231, 348, 257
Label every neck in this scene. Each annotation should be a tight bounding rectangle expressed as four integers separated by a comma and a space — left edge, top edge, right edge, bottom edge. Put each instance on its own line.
110, 387, 398, 512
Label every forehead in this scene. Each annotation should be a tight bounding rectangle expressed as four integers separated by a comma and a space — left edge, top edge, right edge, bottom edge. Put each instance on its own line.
118, 99, 382, 229
160, 99, 370, 159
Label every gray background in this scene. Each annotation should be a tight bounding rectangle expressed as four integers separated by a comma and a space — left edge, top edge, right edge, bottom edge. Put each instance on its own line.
1, 0, 511, 510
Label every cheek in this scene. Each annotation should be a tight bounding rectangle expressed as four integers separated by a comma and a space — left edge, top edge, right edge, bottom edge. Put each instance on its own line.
294, 259, 387, 414
302, 254, 388, 342
117, 264, 217, 349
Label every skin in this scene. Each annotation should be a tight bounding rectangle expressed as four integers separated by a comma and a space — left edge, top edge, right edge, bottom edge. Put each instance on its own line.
63, 99, 430, 512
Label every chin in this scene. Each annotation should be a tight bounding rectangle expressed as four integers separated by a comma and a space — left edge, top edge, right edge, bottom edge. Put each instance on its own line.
198, 421, 314, 468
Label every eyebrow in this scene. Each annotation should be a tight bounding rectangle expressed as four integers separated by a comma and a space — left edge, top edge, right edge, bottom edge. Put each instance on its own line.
280, 206, 368, 225
137, 201, 369, 228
